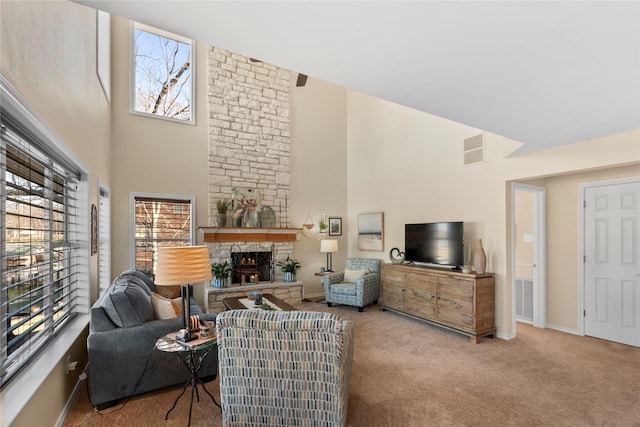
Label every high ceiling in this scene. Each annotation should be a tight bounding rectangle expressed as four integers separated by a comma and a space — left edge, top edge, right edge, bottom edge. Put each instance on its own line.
76, 1, 639, 155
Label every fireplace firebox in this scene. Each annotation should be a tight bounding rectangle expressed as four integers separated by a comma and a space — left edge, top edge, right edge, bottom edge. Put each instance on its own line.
230, 251, 273, 284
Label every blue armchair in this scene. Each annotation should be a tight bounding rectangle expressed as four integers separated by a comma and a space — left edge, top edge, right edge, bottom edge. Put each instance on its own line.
322, 258, 382, 312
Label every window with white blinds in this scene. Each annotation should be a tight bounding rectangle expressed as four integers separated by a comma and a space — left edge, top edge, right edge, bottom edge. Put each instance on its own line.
1, 114, 83, 387
131, 195, 194, 279
98, 185, 111, 296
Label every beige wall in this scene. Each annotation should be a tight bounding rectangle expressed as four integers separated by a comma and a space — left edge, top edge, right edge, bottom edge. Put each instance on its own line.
109, 15, 211, 302
110, 14, 348, 299
347, 92, 512, 332
346, 90, 640, 338
290, 77, 348, 296
1, 1, 110, 425
525, 164, 640, 331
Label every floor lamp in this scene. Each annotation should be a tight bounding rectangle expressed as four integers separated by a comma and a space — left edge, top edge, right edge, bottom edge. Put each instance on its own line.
155, 246, 212, 342
320, 239, 338, 272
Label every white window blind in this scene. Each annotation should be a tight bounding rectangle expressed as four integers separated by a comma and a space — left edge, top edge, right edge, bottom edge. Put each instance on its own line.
1, 115, 81, 387
98, 185, 111, 296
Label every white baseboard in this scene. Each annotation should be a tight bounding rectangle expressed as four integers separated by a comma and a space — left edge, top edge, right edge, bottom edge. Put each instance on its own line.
56, 367, 87, 427
545, 323, 581, 336
497, 331, 516, 340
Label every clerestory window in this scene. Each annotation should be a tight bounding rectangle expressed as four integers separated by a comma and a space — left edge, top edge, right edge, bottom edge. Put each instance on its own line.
130, 22, 195, 124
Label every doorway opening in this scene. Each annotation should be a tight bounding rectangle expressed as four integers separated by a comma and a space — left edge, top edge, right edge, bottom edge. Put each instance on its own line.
512, 183, 547, 333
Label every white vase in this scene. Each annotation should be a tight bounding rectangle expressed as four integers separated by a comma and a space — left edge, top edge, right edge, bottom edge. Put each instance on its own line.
473, 238, 487, 274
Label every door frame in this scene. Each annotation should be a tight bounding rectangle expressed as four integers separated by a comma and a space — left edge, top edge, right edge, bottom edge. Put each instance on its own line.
578, 176, 640, 337
512, 183, 547, 332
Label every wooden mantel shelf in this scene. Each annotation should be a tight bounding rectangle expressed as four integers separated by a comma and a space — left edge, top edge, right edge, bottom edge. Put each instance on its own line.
198, 227, 302, 242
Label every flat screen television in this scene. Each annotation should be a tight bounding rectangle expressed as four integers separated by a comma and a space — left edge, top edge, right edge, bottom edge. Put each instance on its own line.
405, 222, 464, 269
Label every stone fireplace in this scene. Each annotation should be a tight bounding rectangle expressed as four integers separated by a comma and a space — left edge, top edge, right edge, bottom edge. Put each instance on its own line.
205, 47, 295, 273
207, 47, 291, 225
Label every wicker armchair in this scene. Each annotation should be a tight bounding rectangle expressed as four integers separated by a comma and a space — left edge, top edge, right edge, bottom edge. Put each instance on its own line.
216, 310, 354, 427
322, 258, 382, 312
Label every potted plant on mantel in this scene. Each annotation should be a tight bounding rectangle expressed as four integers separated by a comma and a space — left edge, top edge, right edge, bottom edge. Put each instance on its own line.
211, 261, 232, 288
216, 199, 230, 227
277, 256, 301, 282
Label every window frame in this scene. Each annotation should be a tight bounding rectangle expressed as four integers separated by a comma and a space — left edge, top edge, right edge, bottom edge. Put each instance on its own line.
1, 75, 90, 424
129, 21, 196, 125
129, 193, 196, 276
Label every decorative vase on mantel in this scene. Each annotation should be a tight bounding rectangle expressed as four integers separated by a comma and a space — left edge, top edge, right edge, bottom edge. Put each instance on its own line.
233, 208, 244, 227
473, 238, 487, 274
243, 209, 259, 228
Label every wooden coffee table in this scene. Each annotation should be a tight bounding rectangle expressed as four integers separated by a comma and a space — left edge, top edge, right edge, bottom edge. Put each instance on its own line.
222, 293, 298, 311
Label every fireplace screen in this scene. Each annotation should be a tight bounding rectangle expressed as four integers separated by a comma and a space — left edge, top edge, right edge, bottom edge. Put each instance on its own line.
231, 251, 273, 284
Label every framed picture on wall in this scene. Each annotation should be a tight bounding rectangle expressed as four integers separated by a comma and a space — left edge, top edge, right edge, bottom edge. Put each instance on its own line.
329, 217, 342, 236
358, 212, 384, 251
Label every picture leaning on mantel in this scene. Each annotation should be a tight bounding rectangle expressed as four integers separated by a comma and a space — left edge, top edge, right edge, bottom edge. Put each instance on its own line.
358, 212, 384, 251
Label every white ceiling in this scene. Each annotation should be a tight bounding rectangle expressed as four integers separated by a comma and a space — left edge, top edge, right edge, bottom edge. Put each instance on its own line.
76, 1, 640, 155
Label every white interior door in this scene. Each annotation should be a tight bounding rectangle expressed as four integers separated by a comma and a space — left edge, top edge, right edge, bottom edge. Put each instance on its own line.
584, 179, 640, 347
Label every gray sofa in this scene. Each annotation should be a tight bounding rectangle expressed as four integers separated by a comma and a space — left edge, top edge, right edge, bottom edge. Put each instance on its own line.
87, 270, 217, 409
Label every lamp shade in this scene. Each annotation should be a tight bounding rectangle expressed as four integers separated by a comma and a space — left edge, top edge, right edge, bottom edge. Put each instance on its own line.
155, 246, 212, 286
320, 239, 338, 253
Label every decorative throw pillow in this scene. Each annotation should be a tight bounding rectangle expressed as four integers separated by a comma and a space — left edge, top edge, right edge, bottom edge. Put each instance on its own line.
343, 269, 368, 283
151, 292, 182, 320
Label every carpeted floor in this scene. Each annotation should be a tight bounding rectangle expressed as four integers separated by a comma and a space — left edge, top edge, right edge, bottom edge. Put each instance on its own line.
63, 301, 640, 426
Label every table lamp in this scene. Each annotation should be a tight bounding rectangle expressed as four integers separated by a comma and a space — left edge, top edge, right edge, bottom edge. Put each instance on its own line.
155, 246, 212, 342
320, 239, 338, 272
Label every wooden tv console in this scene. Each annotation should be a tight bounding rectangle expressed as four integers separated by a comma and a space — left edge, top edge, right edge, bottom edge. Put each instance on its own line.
380, 263, 496, 343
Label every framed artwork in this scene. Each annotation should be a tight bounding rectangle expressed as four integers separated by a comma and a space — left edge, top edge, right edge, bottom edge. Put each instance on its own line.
91, 204, 98, 256
358, 212, 384, 251
329, 217, 342, 236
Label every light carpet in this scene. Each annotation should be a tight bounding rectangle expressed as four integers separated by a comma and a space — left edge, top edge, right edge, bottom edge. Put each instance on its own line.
63, 302, 640, 426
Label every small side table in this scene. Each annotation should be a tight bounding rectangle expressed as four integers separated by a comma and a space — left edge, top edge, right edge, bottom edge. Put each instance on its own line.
315, 272, 333, 303
314, 271, 332, 277
155, 333, 220, 426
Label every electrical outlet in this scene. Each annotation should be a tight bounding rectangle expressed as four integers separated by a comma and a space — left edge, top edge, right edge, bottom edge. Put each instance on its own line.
65, 355, 78, 374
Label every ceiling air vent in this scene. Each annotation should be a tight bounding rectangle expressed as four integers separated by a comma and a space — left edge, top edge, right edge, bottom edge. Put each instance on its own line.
463, 134, 485, 166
